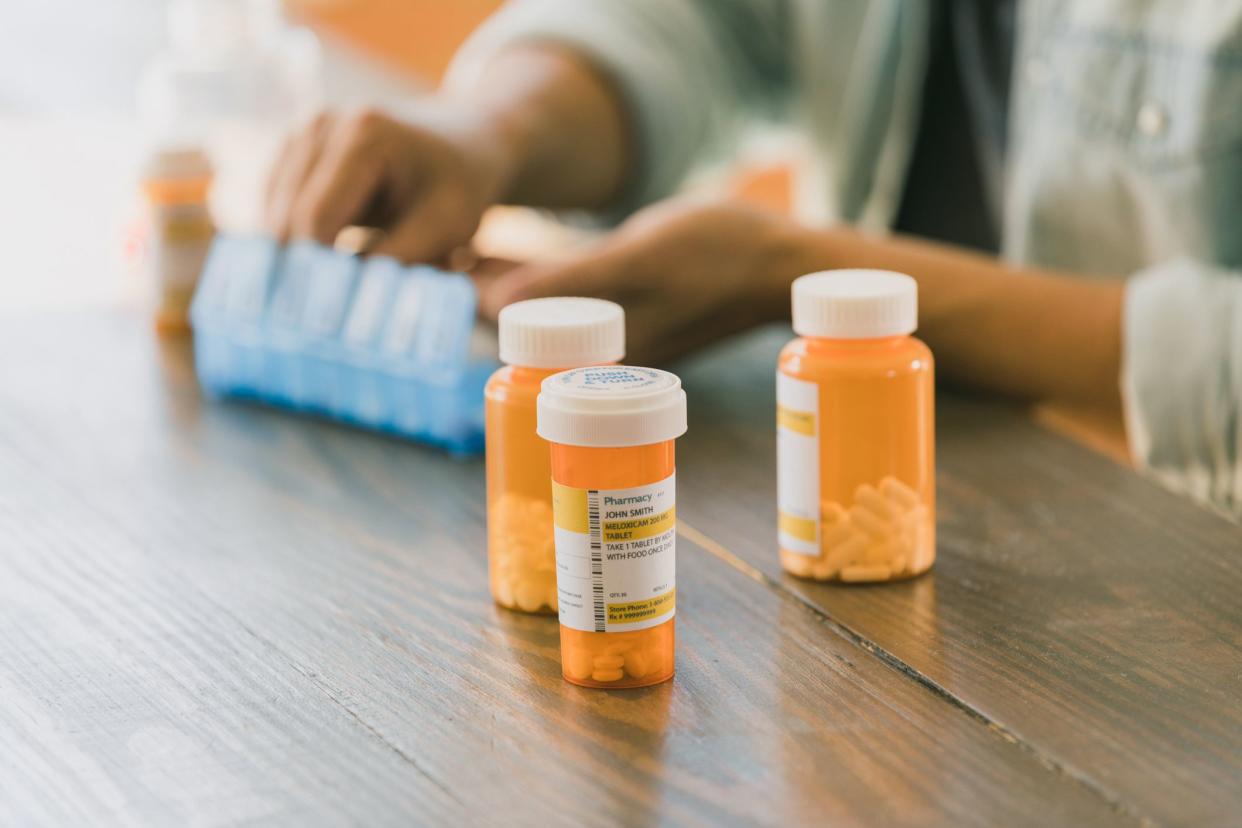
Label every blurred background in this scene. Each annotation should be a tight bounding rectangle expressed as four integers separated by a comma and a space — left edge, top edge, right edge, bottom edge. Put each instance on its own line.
0, 0, 794, 314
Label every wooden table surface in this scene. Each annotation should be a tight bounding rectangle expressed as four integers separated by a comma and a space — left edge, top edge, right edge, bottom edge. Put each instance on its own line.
2, 312, 1241, 827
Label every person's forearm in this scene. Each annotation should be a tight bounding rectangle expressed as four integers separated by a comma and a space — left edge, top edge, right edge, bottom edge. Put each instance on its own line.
770, 226, 1125, 411
442, 46, 630, 210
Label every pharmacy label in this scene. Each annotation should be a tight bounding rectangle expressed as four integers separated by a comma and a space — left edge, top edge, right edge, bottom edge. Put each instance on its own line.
777, 371, 820, 556
551, 473, 676, 633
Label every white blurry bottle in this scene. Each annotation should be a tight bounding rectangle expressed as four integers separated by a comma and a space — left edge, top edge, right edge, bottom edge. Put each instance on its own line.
137, 0, 322, 233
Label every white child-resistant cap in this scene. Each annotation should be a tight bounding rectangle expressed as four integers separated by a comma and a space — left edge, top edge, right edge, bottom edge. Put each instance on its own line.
498, 297, 626, 368
537, 366, 687, 448
792, 269, 918, 338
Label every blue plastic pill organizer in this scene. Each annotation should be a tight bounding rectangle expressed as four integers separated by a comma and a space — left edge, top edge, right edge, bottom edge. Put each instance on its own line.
191, 235, 498, 454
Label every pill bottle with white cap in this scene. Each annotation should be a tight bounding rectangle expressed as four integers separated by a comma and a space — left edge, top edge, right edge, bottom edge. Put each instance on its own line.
537, 366, 687, 688
141, 146, 215, 334
777, 270, 935, 583
486, 298, 625, 614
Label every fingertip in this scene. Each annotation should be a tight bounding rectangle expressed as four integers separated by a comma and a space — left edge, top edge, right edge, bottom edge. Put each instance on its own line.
289, 200, 340, 246
309, 211, 343, 247
263, 212, 285, 243
264, 195, 294, 239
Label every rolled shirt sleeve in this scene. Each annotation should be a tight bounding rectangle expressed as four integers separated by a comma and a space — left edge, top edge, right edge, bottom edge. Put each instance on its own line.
1123, 257, 1242, 519
447, 0, 793, 222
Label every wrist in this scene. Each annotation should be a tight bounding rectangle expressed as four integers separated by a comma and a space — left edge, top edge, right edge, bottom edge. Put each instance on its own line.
455, 106, 529, 206
441, 45, 629, 209
437, 47, 566, 206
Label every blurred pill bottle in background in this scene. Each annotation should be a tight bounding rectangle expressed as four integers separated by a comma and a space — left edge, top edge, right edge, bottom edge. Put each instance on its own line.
777, 270, 935, 583
137, 0, 322, 234
538, 366, 687, 688
141, 147, 214, 333
486, 298, 625, 615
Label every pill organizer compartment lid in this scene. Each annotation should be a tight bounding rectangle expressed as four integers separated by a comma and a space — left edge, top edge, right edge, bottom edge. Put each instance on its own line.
537, 366, 686, 447
498, 297, 625, 369
792, 269, 917, 339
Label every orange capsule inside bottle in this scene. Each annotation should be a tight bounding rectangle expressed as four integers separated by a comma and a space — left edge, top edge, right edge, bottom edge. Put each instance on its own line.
777, 270, 935, 583
485, 298, 625, 614
538, 366, 687, 688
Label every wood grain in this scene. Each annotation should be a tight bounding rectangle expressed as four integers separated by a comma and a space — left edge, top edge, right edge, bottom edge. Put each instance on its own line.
0, 313, 1138, 826
674, 325, 1242, 828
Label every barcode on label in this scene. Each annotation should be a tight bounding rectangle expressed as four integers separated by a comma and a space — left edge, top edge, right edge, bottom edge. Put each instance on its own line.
588, 489, 605, 632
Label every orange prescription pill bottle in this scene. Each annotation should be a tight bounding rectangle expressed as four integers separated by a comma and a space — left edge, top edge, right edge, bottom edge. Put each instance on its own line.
537, 366, 687, 688
141, 147, 215, 334
777, 270, 935, 583
486, 298, 626, 614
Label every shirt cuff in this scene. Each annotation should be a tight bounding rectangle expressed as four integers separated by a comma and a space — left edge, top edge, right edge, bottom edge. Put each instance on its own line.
1122, 256, 1242, 517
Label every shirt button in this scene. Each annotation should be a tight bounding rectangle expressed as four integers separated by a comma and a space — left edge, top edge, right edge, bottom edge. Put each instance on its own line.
1137, 101, 1168, 136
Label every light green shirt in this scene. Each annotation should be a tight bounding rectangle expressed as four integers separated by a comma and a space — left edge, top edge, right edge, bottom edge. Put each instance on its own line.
453, 0, 1242, 519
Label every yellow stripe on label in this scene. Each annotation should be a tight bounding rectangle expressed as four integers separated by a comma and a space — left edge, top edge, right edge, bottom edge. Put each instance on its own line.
777, 405, 815, 436
603, 507, 675, 542
551, 481, 588, 533
779, 511, 818, 543
607, 588, 675, 625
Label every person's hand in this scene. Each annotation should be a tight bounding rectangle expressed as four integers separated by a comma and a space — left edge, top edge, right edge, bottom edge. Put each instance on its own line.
265, 106, 512, 264
479, 198, 805, 364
